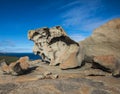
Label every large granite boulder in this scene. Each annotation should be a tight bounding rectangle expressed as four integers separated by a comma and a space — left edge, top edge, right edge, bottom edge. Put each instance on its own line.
80, 18, 120, 76
80, 18, 120, 58
28, 26, 84, 69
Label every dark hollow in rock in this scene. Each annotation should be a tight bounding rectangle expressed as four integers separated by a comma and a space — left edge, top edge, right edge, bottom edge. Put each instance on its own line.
13, 63, 38, 76
49, 36, 79, 46
91, 62, 112, 73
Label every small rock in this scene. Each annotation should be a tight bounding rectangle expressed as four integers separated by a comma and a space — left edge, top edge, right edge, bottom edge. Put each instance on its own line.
0, 56, 30, 76
50, 74, 59, 79
43, 71, 52, 76
11, 71, 18, 76
38, 75, 45, 80
17, 56, 30, 70
19, 61, 30, 70
0, 60, 11, 74
18, 56, 29, 62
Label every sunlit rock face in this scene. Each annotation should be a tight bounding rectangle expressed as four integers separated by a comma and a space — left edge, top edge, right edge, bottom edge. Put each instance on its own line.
79, 18, 120, 76
80, 18, 120, 58
28, 26, 83, 69
0, 56, 30, 75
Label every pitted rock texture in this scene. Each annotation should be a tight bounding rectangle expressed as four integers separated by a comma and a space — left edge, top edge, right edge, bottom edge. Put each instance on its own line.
28, 26, 84, 69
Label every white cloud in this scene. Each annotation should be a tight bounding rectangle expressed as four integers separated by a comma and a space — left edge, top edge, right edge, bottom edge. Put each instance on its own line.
80, 18, 110, 31
59, 0, 120, 42
69, 34, 86, 42
59, 0, 112, 32
59, 1, 81, 10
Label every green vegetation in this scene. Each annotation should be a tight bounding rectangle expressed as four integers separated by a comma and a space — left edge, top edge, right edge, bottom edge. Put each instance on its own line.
0, 56, 19, 65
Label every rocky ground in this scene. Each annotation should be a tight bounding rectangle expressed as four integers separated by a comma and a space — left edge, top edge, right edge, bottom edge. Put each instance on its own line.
0, 61, 120, 94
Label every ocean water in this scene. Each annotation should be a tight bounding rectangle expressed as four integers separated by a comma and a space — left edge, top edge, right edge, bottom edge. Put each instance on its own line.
0, 53, 41, 60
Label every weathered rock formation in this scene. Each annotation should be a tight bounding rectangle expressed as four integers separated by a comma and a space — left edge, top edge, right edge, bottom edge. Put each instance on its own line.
0, 56, 30, 75
80, 18, 120, 76
28, 19, 120, 76
80, 18, 120, 58
28, 26, 84, 69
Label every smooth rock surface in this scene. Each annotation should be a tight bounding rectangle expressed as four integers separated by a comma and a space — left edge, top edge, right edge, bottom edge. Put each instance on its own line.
0, 62, 120, 94
80, 18, 120, 76
80, 18, 120, 58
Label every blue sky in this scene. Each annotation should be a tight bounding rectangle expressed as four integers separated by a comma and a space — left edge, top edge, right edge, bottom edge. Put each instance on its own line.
0, 0, 120, 53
